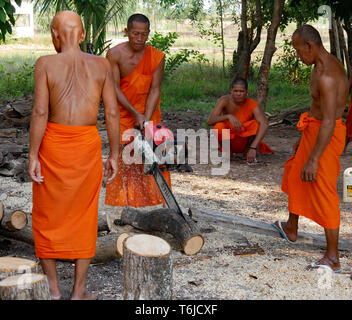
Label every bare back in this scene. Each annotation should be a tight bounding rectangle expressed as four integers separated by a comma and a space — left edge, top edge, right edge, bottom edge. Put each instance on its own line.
310, 53, 349, 120
41, 51, 109, 126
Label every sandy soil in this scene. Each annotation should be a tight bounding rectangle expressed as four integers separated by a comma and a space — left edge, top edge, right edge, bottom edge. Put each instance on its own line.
0, 110, 351, 300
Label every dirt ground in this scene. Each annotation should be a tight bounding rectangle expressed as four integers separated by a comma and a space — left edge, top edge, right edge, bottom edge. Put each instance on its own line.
0, 109, 352, 300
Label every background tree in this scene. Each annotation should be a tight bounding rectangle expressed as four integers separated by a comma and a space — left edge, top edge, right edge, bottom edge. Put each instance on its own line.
0, 0, 21, 42
34, 0, 127, 55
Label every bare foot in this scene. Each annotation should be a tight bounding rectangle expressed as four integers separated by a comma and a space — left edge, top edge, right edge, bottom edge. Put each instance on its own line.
70, 290, 97, 300
305, 256, 341, 273
273, 221, 298, 243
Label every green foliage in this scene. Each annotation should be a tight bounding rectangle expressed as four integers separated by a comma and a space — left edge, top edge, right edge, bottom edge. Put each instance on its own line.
147, 31, 208, 78
273, 38, 312, 85
0, 62, 34, 101
35, 0, 126, 55
0, 0, 21, 42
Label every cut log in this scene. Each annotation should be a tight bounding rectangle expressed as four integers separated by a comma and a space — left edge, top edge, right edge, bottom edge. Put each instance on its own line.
0, 201, 4, 221
0, 257, 38, 281
123, 234, 172, 300
0, 273, 51, 300
1, 210, 28, 231
119, 207, 204, 255
116, 232, 130, 257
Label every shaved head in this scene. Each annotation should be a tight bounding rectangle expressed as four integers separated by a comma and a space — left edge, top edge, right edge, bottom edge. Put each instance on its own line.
51, 11, 83, 32
50, 11, 85, 53
292, 25, 323, 47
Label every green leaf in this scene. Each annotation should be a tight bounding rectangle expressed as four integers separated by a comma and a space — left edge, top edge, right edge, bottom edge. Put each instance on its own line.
0, 8, 6, 23
4, 2, 14, 16
0, 1, 5, 8
5, 20, 12, 34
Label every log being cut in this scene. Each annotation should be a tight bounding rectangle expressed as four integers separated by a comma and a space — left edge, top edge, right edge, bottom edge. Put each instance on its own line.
117, 207, 204, 255
123, 234, 172, 300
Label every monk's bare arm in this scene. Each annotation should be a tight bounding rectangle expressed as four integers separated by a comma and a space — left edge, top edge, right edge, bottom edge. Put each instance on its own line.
106, 49, 145, 128
144, 57, 165, 121
28, 57, 49, 183
301, 76, 337, 182
207, 97, 242, 130
251, 107, 269, 148
101, 59, 120, 183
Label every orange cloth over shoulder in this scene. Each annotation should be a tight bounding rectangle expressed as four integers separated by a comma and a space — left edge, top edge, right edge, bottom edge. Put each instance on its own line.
32, 122, 103, 259
212, 97, 274, 154
105, 45, 171, 208
346, 96, 352, 139
282, 112, 346, 229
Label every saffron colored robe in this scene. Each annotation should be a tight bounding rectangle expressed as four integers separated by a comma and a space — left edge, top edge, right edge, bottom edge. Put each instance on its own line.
282, 112, 346, 229
213, 97, 274, 154
105, 45, 171, 207
32, 122, 103, 259
346, 95, 352, 140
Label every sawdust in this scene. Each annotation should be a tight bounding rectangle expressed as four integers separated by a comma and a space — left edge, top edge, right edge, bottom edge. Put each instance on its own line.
0, 116, 352, 300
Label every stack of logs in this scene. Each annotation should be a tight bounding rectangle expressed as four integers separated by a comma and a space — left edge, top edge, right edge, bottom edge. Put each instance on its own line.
0, 200, 205, 299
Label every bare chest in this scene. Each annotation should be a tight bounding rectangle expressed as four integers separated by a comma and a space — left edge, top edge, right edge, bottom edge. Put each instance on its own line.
118, 50, 145, 78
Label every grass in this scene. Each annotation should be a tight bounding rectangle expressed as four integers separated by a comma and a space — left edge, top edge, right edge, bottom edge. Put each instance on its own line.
0, 33, 311, 114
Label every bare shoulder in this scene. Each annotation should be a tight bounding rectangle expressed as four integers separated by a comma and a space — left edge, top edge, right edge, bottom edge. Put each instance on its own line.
106, 42, 128, 62
217, 94, 230, 105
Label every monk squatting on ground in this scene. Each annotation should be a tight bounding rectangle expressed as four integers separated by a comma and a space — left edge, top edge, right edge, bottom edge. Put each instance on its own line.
28, 11, 120, 300
104, 13, 171, 209
272, 25, 349, 273
207, 77, 273, 164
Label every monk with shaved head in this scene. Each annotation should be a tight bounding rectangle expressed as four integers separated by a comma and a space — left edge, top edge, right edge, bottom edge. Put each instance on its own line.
272, 25, 349, 273
28, 11, 120, 299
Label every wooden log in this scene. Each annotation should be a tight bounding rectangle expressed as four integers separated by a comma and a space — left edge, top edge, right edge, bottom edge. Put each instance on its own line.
0, 201, 4, 222
123, 234, 172, 300
0, 273, 51, 300
0, 257, 38, 281
1, 210, 28, 231
116, 232, 130, 257
120, 207, 204, 255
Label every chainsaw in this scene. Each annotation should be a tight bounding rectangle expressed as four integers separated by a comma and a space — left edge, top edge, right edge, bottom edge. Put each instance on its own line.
131, 121, 192, 222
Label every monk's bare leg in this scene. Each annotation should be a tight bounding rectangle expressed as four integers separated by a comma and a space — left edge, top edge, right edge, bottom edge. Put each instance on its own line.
274, 212, 299, 242
71, 258, 97, 300
39, 258, 62, 300
305, 228, 340, 272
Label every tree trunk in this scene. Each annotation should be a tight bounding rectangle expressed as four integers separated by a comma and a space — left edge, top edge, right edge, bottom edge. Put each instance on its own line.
123, 234, 172, 300
332, 16, 342, 62
329, 26, 337, 56
119, 207, 204, 255
337, 19, 351, 76
0, 273, 51, 300
0, 257, 38, 281
1, 210, 27, 231
255, 0, 285, 111
343, 21, 352, 75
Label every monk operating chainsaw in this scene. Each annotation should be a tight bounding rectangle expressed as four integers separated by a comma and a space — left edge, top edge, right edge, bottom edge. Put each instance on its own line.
131, 121, 192, 222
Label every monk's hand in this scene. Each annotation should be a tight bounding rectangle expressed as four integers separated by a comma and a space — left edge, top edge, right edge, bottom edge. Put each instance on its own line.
246, 148, 256, 163
227, 114, 242, 131
104, 156, 118, 184
134, 112, 146, 130
28, 157, 44, 184
301, 159, 318, 183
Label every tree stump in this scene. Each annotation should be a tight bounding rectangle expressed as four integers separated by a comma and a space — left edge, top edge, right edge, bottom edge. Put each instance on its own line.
0, 257, 38, 280
119, 207, 204, 255
1, 210, 28, 231
0, 201, 4, 221
0, 273, 51, 300
123, 234, 172, 300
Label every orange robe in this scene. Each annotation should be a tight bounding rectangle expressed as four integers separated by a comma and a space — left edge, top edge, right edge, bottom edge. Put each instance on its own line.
105, 45, 171, 208
212, 97, 274, 154
282, 112, 346, 229
346, 96, 352, 139
32, 122, 103, 259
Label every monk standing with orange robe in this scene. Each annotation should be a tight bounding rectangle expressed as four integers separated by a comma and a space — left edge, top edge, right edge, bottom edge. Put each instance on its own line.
272, 25, 349, 273
104, 14, 171, 208
28, 11, 120, 299
207, 77, 272, 163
